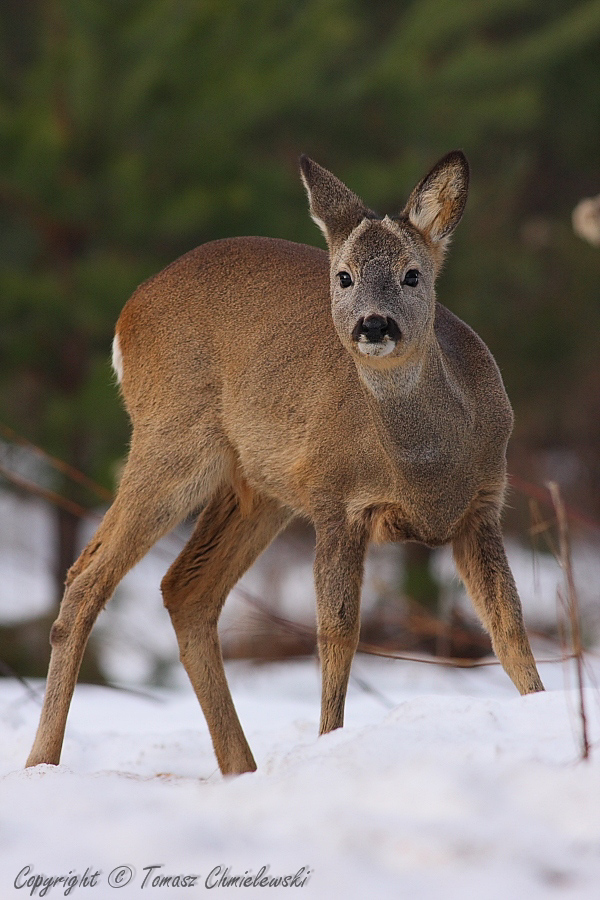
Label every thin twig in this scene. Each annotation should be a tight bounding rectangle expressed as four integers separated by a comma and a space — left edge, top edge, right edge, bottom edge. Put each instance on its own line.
350, 669, 396, 710
0, 423, 113, 502
0, 658, 43, 705
235, 584, 576, 668
0, 455, 191, 565
0, 463, 96, 519
548, 481, 590, 761
510, 473, 600, 534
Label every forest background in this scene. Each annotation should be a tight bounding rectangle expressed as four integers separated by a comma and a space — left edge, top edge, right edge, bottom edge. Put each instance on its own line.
1, 0, 600, 679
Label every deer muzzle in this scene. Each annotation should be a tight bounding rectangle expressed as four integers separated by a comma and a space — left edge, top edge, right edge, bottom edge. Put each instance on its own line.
351, 315, 401, 356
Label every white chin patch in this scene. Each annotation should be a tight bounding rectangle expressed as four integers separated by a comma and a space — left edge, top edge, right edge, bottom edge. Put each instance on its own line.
356, 336, 396, 357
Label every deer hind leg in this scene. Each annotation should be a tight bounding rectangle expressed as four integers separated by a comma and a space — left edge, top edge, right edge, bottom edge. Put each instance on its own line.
453, 513, 544, 694
26, 437, 229, 768
313, 519, 368, 735
161, 487, 291, 776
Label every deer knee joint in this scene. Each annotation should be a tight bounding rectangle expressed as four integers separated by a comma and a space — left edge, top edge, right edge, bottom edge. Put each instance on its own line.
161, 564, 216, 618
160, 572, 182, 613
49, 620, 69, 646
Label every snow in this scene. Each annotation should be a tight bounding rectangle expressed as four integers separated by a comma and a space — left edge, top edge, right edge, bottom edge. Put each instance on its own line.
1, 656, 600, 898
2, 488, 600, 896
0, 490, 55, 623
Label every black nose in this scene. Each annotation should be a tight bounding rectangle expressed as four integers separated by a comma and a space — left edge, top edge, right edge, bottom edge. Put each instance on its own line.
352, 315, 400, 343
362, 314, 388, 341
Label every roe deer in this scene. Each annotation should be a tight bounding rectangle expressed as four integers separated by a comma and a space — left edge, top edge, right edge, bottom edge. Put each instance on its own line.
27, 150, 544, 775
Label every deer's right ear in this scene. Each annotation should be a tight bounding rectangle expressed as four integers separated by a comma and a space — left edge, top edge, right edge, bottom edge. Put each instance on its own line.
300, 156, 373, 254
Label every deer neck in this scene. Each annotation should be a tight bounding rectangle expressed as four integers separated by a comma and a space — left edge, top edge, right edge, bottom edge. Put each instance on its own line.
356, 337, 469, 471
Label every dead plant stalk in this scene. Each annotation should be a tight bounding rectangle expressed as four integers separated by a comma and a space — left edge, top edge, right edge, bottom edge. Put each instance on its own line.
548, 481, 590, 761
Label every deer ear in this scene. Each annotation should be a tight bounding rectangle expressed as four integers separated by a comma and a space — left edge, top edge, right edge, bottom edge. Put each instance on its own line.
300, 155, 375, 253
404, 151, 469, 249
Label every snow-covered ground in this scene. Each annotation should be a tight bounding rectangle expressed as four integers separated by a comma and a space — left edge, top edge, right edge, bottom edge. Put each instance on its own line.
2, 488, 600, 897
1, 655, 600, 899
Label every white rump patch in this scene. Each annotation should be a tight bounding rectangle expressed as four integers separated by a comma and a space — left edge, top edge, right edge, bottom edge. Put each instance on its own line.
111, 334, 124, 383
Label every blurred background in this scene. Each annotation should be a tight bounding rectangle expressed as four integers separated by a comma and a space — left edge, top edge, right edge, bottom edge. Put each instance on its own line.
1, 0, 600, 688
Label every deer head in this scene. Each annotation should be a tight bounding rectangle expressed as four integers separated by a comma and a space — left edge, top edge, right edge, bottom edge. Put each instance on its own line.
300, 152, 469, 368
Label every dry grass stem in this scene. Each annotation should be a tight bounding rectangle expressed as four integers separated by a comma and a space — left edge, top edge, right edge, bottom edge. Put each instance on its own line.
548, 481, 590, 762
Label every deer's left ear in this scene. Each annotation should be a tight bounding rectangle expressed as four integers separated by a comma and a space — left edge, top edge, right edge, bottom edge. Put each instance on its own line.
404, 151, 469, 249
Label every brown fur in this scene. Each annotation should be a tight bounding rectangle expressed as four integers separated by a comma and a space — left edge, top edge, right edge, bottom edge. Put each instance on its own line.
26, 151, 543, 775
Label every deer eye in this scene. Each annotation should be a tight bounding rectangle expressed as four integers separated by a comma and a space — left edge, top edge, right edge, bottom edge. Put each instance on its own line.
403, 269, 420, 287
337, 271, 353, 288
